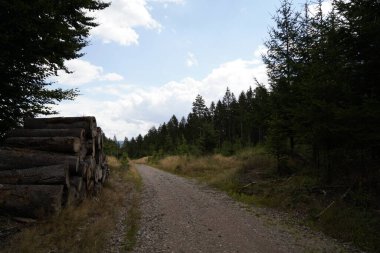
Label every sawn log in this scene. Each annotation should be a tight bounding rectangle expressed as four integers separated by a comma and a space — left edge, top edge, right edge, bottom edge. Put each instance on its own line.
0, 148, 79, 174
0, 184, 64, 218
4, 137, 82, 154
24, 117, 97, 138
0, 164, 69, 187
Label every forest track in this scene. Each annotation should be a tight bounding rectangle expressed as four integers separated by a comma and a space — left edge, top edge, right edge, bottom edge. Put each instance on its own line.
133, 164, 361, 253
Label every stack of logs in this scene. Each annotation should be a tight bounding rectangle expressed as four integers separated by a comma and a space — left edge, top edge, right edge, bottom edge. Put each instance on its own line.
0, 117, 109, 219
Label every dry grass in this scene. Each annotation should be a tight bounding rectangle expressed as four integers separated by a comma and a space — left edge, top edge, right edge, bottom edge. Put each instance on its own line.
131, 156, 149, 164
154, 155, 242, 191
122, 162, 142, 251
107, 155, 122, 168
1, 156, 138, 253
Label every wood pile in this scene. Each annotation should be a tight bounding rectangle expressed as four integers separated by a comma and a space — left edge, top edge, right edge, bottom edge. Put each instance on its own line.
0, 117, 109, 219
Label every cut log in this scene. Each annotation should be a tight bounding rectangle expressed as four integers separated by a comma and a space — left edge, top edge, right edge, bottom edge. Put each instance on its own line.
85, 156, 96, 181
76, 161, 88, 177
94, 165, 103, 182
70, 177, 83, 192
96, 127, 103, 150
4, 137, 82, 154
0, 148, 79, 174
8, 128, 85, 139
0, 164, 69, 187
101, 168, 108, 184
24, 117, 97, 138
85, 139, 96, 157
0, 184, 64, 218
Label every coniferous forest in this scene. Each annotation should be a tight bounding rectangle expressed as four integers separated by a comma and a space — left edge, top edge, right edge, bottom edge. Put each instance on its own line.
1, 0, 379, 251
125, 0, 380, 192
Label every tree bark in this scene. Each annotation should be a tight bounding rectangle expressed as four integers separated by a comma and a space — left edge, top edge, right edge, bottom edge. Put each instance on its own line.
0, 164, 69, 187
70, 176, 83, 192
86, 139, 96, 157
8, 128, 85, 139
0, 148, 79, 174
84, 156, 95, 182
0, 184, 64, 218
4, 137, 82, 154
94, 165, 103, 182
24, 117, 97, 138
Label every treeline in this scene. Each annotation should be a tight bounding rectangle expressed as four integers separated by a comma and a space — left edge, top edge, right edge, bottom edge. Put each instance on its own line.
126, 0, 380, 184
125, 86, 269, 158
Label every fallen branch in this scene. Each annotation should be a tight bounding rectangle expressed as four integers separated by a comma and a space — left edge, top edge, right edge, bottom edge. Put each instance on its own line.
316, 185, 353, 219
242, 182, 256, 188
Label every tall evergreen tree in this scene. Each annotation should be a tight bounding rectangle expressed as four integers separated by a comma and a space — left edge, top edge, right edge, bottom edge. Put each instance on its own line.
263, 0, 300, 154
0, 0, 109, 138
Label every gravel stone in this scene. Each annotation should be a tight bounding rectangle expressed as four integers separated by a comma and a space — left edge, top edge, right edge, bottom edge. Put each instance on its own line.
133, 164, 363, 253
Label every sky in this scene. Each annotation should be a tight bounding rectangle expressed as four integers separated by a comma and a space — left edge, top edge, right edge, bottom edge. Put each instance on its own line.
52, 0, 332, 140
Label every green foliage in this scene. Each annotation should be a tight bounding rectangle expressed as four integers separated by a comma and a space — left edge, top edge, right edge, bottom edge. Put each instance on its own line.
120, 153, 129, 168
103, 134, 121, 158
0, 0, 109, 138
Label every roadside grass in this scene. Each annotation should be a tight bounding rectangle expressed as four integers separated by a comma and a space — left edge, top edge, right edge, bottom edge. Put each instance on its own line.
154, 155, 241, 187
122, 163, 142, 251
1, 156, 141, 253
133, 156, 149, 164
151, 149, 380, 253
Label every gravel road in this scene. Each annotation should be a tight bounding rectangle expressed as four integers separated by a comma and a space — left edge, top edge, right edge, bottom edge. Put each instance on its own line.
133, 164, 359, 253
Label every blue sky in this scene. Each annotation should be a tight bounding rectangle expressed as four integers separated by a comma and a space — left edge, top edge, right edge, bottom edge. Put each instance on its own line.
53, 0, 331, 140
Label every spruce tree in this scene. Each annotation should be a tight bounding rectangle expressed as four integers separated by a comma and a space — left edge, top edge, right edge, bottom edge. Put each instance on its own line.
0, 0, 109, 138
263, 0, 300, 154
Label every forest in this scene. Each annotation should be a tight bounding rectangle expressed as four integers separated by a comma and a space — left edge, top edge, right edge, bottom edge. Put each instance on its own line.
124, 0, 380, 200
0, 0, 379, 251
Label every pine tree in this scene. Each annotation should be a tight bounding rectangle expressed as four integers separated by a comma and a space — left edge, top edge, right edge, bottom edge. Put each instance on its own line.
263, 0, 300, 154
0, 0, 109, 138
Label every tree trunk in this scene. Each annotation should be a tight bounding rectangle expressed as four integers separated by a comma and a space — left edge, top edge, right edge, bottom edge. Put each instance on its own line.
4, 137, 82, 154
24, 117, 97, 138
0, 184, 64, 218
8, 128, 85, 139
0, 148, 79, 174
0, 164, 69, 187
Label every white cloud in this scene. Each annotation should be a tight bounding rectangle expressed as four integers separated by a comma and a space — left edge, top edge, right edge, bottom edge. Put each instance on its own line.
309, 0, 333, 16
54, 59, 124, 86
254, 45, 267, 58
186, 52, 198, 67
53, 47, 267, 139
89, 0, 183, 46
149, 0, 185, 3
101, 73, 124, 82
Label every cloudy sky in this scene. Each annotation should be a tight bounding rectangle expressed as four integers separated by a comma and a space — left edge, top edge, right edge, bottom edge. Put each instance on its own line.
52, 0, 331, 140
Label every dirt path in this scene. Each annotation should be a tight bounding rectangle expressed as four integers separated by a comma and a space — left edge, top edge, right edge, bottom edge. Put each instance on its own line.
133, 164, 358, 253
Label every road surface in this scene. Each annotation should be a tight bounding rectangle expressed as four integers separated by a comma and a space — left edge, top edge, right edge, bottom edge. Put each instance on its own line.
133, 164, 356, 253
